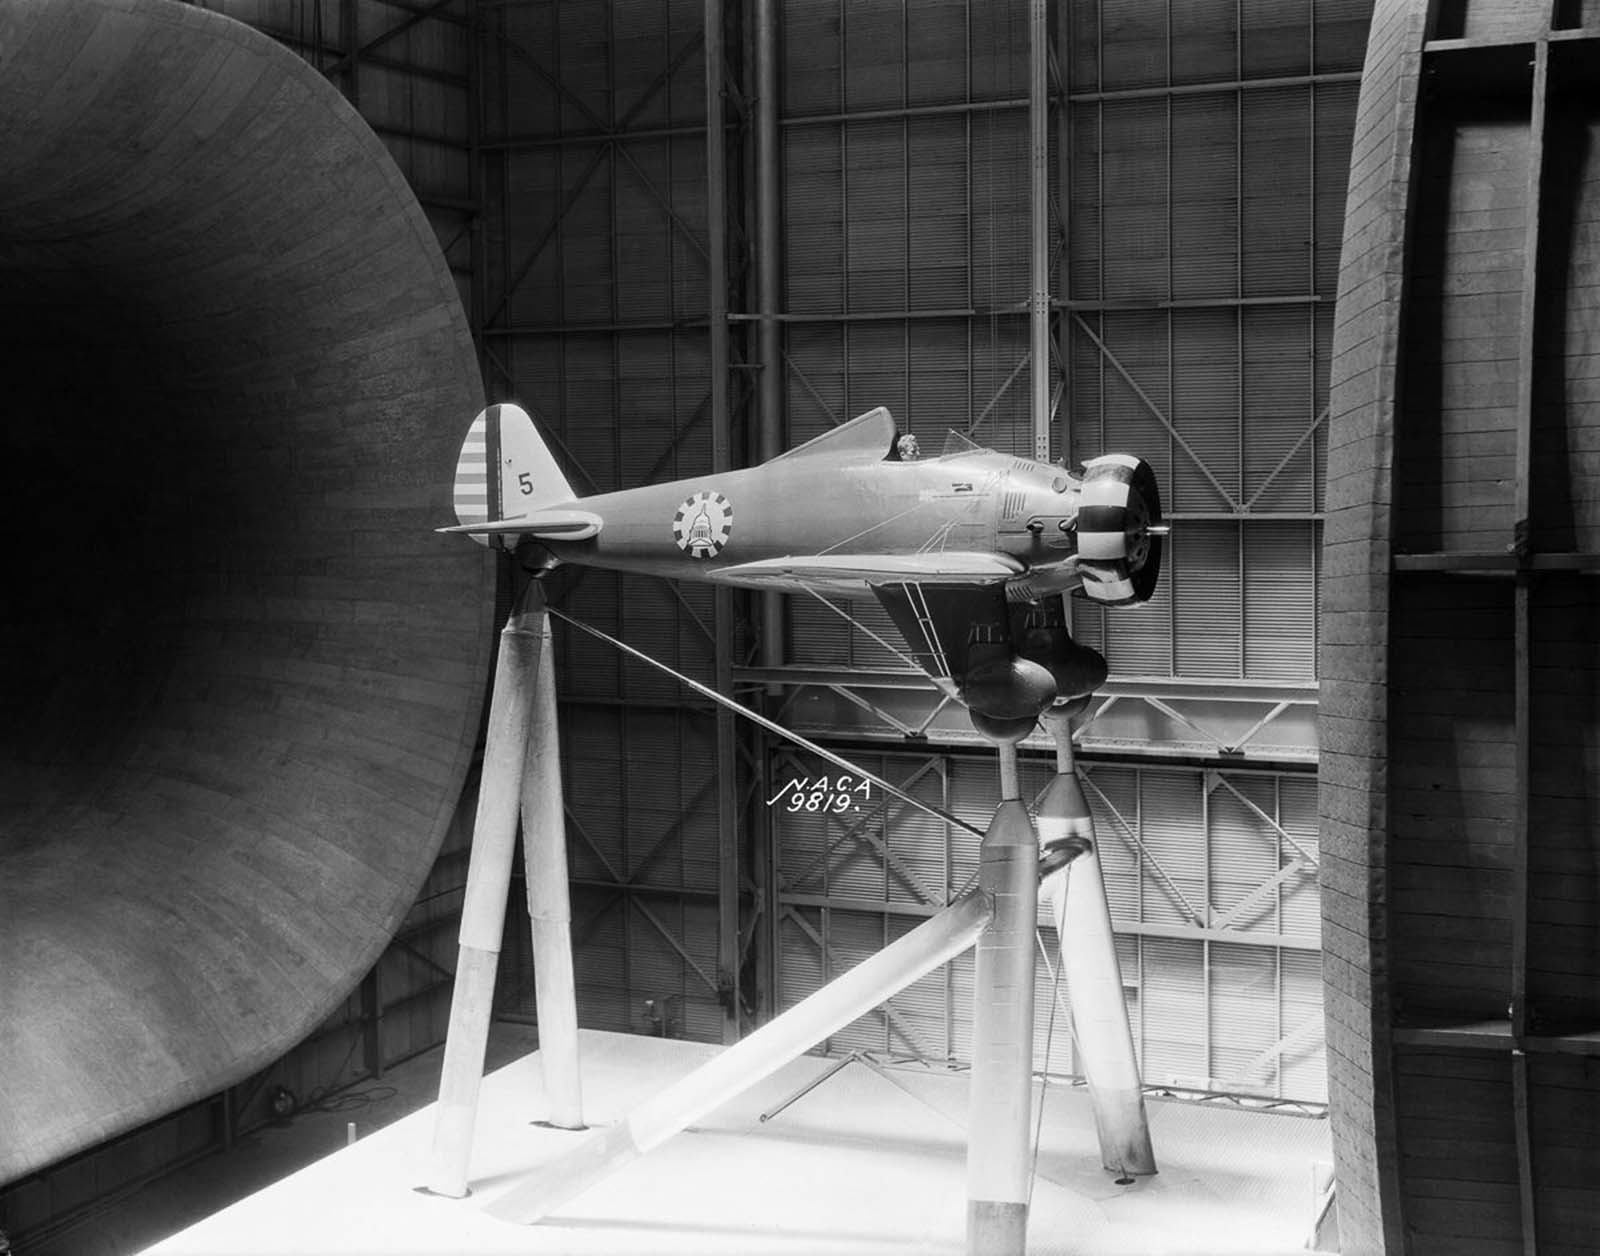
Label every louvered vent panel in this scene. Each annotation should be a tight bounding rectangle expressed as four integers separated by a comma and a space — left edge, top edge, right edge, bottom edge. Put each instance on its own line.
909, 320, 974, 433
843, 0, 905, 111
563, 572, 621, 700
1068, 1, 1101, 91
677, 901, 725, 1041
783, 129, 843, 314
1242, 308, 1316, 512
830, 910, 893, 1053
969, 1, 1025, 98
844, 121, 908, 312
1209, 943, 1281, 1091
783, 4, 840, 113
1280, 950, 1328, 1101
906, 0, 968, 107
1313, 0, 1372, 71
778, 907, 827, 1013
559, 171, 617, 324
1138, 770, 1207, 929
1082, 766, 1143, 923
1242, 0, 1309, 76
1098, 100, 1168, 302
784, 325, 847, 442
908, 119, 969, 308
1102, 574, 1173, 676
1243, 522, 1317, 681
571, 890, 628, 1032
555, 1, 609, 132
971, 320, 1032, 457
1098, 0, 1167, 92
844, 323, 909, 422
887, 915, 954, 1062
1070, 598, 1107, 659
970, 116, 1030, 310
1097, 312, 1173, 502
774, 758, 832, 897
668, 137, 711, 319
1242, 88, 1313, 298
1170, 309, 1239, 511
1140, 938, 1206, 1084
561, 336, 618, 487
1172, 0, 1239, 82
1068, 108, 1103, 302
1173, 521, 1243, 679
883, 759, 950, 907
618, 334, 680, 483
1207, 774, 1282, 933
1278, 776, 1322, 941
613, 146, 672, 323
1171, 94, 1239, 300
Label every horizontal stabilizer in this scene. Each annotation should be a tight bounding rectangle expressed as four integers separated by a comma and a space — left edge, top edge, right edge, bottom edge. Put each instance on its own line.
714, 551, 1020, 592
436, 508, 601, 541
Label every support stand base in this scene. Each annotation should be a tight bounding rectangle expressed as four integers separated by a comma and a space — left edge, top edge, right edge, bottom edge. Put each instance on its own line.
967, 1199, 1028, 1256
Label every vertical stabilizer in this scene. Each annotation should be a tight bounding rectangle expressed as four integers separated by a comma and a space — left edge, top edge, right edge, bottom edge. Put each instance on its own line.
452, 404, 578, 546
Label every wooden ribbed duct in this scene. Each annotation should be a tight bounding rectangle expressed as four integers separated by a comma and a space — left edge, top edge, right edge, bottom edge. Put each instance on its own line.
1323, 1, 1600, 1251
0, 0, 491, 1181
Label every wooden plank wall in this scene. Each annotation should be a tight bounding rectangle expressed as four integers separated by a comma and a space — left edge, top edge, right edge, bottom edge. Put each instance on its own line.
1324, 3, 1600, 1253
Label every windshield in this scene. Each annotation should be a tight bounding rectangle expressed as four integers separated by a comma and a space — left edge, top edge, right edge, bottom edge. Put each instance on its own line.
938, 429, 986, 458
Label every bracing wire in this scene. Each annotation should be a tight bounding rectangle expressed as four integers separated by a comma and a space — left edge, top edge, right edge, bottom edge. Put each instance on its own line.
1028, 919, 1069, 1208
800, 586, 927, 673
545, 603, 986, 839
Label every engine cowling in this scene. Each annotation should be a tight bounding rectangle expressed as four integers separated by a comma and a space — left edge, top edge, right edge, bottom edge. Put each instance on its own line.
1076, 454, 1164, 606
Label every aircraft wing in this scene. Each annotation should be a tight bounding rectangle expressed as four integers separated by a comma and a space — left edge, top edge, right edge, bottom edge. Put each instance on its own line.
870, 581, 1013, 684
711, 551, 1020, 593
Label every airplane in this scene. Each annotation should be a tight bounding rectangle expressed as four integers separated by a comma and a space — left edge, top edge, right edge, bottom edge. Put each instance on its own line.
440, 403, 1165, 742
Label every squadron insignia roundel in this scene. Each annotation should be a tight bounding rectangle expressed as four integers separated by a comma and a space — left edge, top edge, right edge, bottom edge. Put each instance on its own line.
672, 490, 733, 558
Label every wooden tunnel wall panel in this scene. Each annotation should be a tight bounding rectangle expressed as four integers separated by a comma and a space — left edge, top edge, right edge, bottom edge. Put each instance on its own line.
1529, 575, 1600, 1031
1394, 1047, 1522, 1256
1322, 1, 1600, 1251
772, 750, 1325, 1104
0, 0, 490, 1184
1388, 576, 1516, 1025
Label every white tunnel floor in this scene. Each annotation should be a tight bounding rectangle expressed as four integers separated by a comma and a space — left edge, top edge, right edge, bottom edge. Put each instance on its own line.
141, 1029, 1330, 1256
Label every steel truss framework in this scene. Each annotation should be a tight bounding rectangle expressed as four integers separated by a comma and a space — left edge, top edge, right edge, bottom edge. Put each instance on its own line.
771, 746, 1326, 1103
174, 1, 1357, 1099
458, 0, 1363, 1092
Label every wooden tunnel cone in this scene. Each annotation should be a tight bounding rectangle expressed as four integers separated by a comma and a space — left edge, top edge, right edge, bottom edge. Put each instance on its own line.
426, 583, 583, 1198
965, 741, 1040, 1256
1037, 709, 1156, 1179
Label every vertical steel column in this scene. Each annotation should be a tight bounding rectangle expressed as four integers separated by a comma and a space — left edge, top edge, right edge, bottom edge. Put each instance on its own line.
426, 588, 545, 1198
753, 0, 785, 1025
756, 0, 784, 659
519, 588, 584, 1130
966, 742, 1039, 1256
1029, 0, 1051, 462
706, 0, 741, 1046
1037, 712, 1156, 1177
1055, 0, 1072, 465
466, 0, 488, 390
